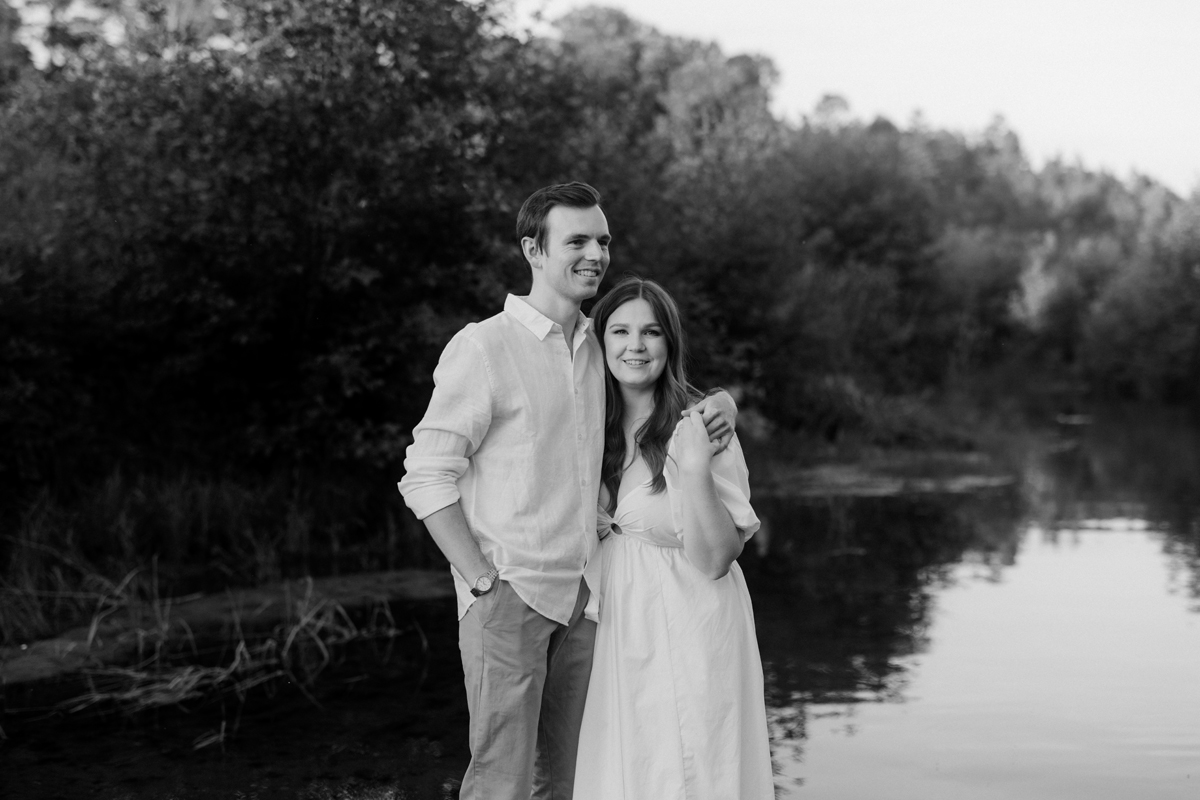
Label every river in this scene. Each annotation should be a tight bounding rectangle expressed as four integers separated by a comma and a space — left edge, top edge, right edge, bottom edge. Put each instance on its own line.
748, 406, 1200, 798
4, 407, 1199, 798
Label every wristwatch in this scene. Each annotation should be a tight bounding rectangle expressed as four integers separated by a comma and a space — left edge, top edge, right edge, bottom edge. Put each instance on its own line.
470, 566, 500, 597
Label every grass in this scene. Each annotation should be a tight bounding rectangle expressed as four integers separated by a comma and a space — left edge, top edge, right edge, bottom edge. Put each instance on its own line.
0, 468, 437, 647
0, 489, 148, 645
294, 783, 461, 800
54, 578, 422, 734
1, 468, 437, 732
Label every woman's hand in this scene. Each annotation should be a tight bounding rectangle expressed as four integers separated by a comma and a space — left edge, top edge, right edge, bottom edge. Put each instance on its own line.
682, 390, 737, 453
675, 410, 743, 579
674, 411, 720, 475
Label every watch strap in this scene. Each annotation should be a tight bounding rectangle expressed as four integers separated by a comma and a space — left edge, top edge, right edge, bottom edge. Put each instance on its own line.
471, 566, 499, 596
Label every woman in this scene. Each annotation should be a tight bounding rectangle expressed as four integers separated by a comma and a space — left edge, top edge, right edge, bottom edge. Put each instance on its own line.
574, 277, 773, 799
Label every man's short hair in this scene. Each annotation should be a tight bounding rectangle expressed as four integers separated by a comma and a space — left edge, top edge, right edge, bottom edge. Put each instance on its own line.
516, 182, 603, 253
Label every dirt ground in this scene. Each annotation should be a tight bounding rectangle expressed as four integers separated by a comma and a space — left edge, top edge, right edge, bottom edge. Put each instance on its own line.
2, 599, 471, 800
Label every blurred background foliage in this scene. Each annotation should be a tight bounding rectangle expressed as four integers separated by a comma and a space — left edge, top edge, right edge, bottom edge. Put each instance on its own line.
2, 0, 1198, 640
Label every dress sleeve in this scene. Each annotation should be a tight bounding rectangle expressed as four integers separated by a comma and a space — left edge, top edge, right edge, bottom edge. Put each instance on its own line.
665, 433, 761, 539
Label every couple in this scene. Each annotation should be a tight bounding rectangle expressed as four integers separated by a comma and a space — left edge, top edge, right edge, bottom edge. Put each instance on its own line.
399, 182, 772, 799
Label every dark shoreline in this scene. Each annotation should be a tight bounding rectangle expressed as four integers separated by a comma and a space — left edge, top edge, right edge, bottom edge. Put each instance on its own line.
3, 595, 470, 800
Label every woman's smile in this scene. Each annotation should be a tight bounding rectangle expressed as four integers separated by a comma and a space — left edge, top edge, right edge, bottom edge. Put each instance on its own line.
604, 298, 668, 392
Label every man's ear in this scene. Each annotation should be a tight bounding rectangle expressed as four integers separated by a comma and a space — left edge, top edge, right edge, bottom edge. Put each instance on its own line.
521, 236, 541, 266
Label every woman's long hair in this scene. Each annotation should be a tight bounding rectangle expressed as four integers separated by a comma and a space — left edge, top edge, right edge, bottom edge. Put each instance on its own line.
590, 277, 700, 514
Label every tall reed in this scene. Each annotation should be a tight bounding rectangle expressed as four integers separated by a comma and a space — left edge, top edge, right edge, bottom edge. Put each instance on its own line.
1, 468, 435, 645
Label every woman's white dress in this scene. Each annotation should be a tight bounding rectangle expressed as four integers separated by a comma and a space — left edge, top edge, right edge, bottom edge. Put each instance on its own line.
574, 435, 774, 800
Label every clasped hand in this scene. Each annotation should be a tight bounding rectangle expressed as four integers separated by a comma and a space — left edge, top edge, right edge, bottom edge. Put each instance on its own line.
674, 411, 721, 474
681, 393, 736, 453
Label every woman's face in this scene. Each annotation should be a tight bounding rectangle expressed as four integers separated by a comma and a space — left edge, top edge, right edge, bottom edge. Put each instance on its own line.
603, 298, 669, 393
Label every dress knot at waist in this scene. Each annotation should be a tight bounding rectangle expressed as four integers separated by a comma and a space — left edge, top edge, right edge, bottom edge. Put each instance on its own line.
611, 522, 683, 550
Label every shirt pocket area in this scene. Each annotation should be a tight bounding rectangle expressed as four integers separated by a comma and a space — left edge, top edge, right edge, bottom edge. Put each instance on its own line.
474, 430, 538, 517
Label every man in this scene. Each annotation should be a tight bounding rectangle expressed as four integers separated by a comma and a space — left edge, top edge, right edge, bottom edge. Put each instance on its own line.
399, 182, 733, 800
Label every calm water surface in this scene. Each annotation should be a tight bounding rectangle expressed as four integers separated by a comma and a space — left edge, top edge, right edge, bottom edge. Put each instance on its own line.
5, 408, 1199, 800
748, 408, 1200, 799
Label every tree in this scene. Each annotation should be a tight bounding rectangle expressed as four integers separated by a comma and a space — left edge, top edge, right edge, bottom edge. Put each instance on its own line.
0, 0, 578, 487
1081, 199, 1200, 401
0, 0, 30, 96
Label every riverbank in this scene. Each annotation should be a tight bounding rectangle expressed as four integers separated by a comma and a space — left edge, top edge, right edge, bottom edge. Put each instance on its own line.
3, 590, 471, 800
0, 398, 1046, 800
0, 570, 454, 691
12, 404, 1195, 799
2, 570, 469, 799
2, 446, 1020, 684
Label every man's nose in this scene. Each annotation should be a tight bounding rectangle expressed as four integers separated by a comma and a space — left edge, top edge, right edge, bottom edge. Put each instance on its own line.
583, 240, 603, 261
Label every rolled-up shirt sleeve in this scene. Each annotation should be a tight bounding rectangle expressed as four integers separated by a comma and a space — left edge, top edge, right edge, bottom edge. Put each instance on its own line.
398, 328, 494, 520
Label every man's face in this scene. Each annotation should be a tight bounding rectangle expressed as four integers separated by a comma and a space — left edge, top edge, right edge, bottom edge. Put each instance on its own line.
526, 205, 611, 306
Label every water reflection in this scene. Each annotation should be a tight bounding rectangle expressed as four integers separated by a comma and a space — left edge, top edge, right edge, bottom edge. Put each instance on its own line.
744, 489, 1023, 702
1033, 406, 1200, 609
743, 489, 1023, 785
748, 407, 1200, 798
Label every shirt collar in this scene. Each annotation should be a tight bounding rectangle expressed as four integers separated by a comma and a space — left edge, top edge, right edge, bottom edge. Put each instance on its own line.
504, 294, 593, 344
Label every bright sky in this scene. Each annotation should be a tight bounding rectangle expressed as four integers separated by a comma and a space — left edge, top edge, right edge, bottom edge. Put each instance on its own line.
508, 0, 1200, 197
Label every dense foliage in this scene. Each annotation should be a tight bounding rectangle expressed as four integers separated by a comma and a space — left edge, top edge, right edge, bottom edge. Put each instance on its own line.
1, 0, 1198, 632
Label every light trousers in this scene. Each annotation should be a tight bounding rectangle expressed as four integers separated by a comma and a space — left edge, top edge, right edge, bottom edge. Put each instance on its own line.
458, 579, 596, 800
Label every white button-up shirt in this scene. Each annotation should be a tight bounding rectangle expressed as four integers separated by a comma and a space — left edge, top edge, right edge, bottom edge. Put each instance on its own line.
398, 295, 605, 624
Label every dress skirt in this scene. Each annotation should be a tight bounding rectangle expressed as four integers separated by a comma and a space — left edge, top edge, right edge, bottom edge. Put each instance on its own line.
574, 436, 773, 800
